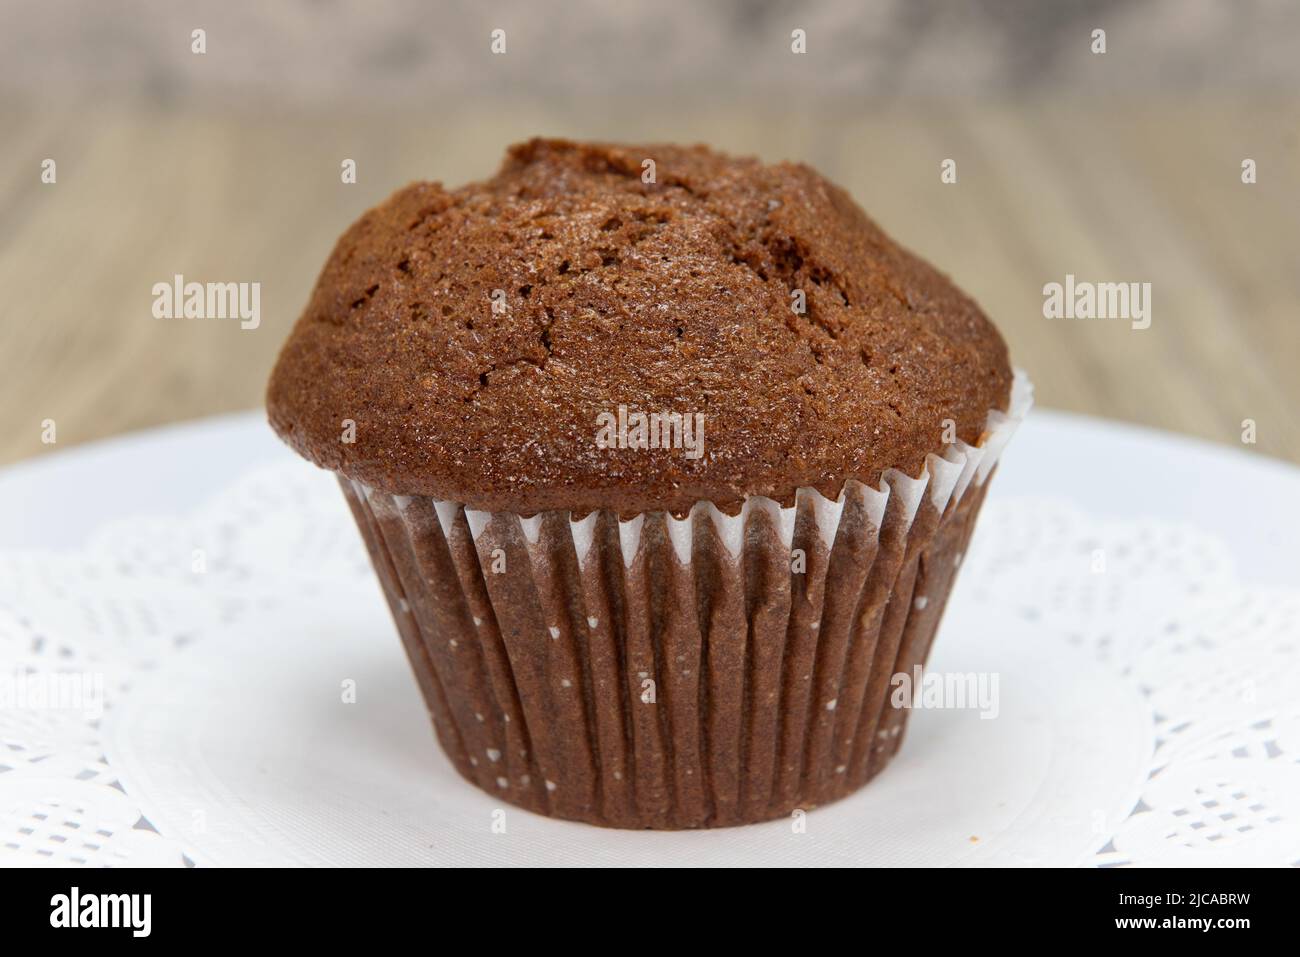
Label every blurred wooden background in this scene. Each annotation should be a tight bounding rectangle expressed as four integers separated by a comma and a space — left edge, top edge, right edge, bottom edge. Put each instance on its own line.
2, 1, 1298, 467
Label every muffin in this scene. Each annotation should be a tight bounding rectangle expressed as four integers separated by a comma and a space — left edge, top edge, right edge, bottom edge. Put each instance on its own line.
267, 138, 1029, 829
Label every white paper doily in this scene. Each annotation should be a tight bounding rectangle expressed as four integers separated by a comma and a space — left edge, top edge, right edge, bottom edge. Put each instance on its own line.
2, 417, 1300, 867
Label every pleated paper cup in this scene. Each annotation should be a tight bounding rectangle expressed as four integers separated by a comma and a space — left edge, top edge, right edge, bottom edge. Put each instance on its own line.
341, 372, 1032, 829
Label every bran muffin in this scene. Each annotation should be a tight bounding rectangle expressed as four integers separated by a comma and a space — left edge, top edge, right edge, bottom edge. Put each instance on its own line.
267, 138, 1028, 828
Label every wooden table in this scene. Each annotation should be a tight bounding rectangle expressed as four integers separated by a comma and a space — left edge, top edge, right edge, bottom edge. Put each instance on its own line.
2, 97, 1296, 468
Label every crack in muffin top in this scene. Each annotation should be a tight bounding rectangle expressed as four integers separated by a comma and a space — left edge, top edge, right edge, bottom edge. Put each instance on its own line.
267, 138, 1013, 516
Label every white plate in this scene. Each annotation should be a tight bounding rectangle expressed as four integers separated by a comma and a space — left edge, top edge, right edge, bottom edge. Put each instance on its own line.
2, 409, 1298, 867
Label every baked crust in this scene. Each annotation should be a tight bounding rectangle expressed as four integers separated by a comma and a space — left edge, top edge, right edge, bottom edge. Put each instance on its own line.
267, 138, 1012, 515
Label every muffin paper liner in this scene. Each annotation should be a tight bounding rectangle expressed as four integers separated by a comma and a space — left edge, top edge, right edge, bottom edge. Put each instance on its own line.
342, 371, 1032, 829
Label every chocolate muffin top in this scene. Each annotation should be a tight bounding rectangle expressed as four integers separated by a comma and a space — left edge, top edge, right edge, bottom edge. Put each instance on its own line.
267, 138, 1012, 516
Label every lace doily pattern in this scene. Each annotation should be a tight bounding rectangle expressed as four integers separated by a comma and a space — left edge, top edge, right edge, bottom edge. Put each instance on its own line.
1, 464, 1296, 865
